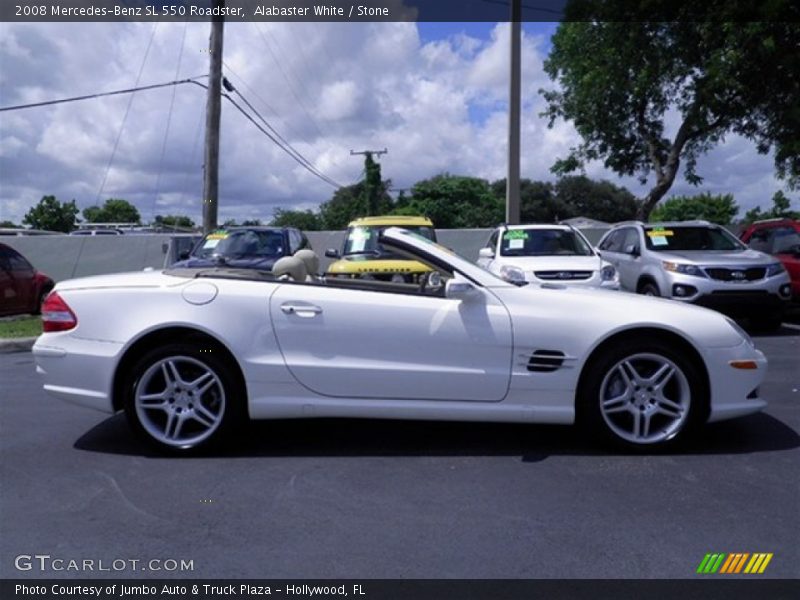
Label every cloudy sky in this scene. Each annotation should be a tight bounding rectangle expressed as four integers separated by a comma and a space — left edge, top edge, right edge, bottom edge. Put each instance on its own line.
0, 20, 790, 226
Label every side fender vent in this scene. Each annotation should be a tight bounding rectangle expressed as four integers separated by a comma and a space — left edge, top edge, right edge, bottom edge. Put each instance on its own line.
527, 350, 565, 372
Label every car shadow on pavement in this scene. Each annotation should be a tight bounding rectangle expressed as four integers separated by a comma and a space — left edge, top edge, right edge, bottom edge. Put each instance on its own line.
74, 412, 799, 460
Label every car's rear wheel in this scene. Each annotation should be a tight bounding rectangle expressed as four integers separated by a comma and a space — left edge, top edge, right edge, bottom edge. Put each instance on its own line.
123, 344, 243, 453
579, 339, 704, 450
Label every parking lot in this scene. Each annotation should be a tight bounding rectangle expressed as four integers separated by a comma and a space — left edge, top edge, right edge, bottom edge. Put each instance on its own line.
1, 327, 798, 580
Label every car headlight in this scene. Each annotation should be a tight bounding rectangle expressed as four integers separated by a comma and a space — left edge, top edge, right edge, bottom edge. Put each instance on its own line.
725, 317, 755, 348
766, 262, 785, 277
500, 265, 526, 285
600, 265, 617, 281
662, 261, 707, 278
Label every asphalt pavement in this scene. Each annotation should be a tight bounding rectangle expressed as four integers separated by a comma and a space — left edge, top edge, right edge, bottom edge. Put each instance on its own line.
1, 328, 798, 580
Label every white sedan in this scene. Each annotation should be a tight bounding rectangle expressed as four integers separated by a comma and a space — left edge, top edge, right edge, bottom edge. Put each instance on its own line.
34, 228, 767, 453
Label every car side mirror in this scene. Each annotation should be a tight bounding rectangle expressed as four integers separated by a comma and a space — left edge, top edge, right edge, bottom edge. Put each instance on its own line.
624, 244, 640, 257
325, 248, 340, 259
478, 247, 495, 259
179, 251, 190, 260
445, 276, 479, 301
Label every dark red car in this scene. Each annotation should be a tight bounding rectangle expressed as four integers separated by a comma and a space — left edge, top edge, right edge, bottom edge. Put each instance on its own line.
740, 219, 800, 302
0, 243, 55, 316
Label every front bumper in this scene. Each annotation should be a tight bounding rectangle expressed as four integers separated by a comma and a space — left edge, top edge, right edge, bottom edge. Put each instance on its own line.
663, 271, 791, 315
705, 340, 767, 422
33, 334, 122, 413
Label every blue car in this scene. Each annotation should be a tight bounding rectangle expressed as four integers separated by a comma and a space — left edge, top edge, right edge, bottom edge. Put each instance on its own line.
173, 227, 312, 270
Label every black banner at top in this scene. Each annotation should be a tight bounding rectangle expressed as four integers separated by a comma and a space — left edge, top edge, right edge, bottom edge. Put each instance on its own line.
2, 579, 800, 600
2, 0, 799, 23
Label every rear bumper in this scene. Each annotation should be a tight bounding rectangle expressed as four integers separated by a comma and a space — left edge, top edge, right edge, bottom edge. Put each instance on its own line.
33, 334, 122, 413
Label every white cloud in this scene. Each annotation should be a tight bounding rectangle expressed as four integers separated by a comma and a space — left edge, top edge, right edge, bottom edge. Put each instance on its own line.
0, 21, 790, 226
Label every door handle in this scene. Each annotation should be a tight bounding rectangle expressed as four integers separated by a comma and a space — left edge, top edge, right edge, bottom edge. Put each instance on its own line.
281, 303, 322, 317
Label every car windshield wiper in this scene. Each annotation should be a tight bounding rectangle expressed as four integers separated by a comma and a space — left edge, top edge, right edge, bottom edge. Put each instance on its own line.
344, 250, 381, 256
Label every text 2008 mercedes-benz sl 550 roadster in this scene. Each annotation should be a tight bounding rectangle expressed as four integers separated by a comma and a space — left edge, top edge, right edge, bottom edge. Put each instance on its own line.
33, 227, 767, 453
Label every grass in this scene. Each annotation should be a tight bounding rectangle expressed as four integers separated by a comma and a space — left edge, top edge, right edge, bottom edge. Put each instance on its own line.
0, 316, 42, 339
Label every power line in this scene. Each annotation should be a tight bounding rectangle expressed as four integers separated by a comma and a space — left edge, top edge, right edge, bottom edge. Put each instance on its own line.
0, 77, 208, 113
221, 59, 349, 175
248, 18, 327, 139
222, 77, 340, 187
209, 79, 344, 189
151, 22, 189, 223
96, 23, 159, 204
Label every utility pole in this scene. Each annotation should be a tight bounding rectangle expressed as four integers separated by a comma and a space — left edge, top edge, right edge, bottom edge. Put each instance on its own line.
351, 149, 387, 216
506, 0, 522, 225
202, 0, 225, 234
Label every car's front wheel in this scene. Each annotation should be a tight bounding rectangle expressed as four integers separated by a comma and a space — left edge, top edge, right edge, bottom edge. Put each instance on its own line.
123, 344, 243, 453
580, 339, 704, 450
639, 282, 661, 297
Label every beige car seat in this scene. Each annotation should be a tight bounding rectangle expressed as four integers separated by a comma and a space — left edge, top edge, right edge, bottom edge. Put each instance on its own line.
294, 249, 321, 281
272, 256, 307, 282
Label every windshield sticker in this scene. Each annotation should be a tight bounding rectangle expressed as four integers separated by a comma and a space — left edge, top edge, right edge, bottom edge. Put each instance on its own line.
650, 236, 669, 246
206, 232, 228, 240
503, 230, 529, 241
647, 229, 673, 237
203, 238, 221, 249
508, 238, 525, 250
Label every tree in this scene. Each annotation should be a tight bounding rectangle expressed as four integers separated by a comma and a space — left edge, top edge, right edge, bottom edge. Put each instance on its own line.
319, 182, 392, 230
553, 176, 640, 223
542, 13, 800, 220
83, 198, 141, 224
743, 190, 799, 222
154, 215, 195, 229
22, 195, 79, 232
649, 193, 739, 225
400, 174, 503, 229
0, 220, 17, 228
270, 209, 322, 231
241, 219, 262, 226
492, 179, 563, 223
361, 153, 391, 216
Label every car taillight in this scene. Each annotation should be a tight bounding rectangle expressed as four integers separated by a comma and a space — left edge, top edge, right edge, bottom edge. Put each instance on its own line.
41, 292, 77, 332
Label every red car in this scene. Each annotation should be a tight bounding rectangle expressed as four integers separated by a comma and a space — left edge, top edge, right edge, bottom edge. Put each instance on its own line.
740, 219, 800, 302
0, 243, 55, 316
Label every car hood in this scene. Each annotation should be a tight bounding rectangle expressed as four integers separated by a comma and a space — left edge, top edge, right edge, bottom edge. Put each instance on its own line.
172, 256, 279, 270
490, 284, 745, 348
55, 270, 187, 291
496, 255, 603, 271
656, 249, 774, 265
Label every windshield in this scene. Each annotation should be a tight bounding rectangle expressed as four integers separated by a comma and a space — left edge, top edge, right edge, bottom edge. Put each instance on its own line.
644, 226, 745, 252
500, 228, 594, 257
343, 225, 436, 257
193, 230, 286, 259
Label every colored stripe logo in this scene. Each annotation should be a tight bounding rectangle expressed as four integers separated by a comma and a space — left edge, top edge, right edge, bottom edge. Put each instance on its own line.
697, 553, 773, 574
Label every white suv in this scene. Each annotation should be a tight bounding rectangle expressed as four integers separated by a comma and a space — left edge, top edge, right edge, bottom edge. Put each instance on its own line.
597, 220, 792, 330
478, 224, 620, 289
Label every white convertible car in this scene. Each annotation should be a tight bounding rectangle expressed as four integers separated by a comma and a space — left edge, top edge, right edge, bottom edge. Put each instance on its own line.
33, 228, 767, 453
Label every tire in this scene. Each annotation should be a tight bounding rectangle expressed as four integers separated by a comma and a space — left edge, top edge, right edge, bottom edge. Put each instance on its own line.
123, 343, 244, 454
578, 338, 706, 451
639, 282, 661, 297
